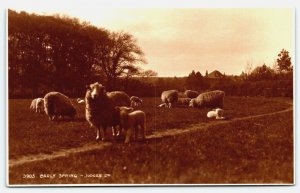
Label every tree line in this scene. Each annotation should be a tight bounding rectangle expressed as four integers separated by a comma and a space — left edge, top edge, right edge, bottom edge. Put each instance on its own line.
9, 9, 155, 98
8, 10, 293, 98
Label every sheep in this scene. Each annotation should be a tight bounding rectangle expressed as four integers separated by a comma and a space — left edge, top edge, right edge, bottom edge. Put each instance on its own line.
44, 92, 77, 121
189, 90, 225, 108
207, 108, 225, 120
30, 98, 44, 113
184, 90, 199, 98
130, 96, 143, 107
36, 98, 44, 113
161, 90, 179, 108
30, 98, 37, 111
77, 98, 85, 104
85, 82, 126, 141
30, 98, 38, 112
119, 107, 146, 143
107, 91, 131, 107
176, 97, 192, 107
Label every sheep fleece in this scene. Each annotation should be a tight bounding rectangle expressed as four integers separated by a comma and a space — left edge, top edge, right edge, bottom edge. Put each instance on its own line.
192, 90, 225, 108
44, 92, 76, 118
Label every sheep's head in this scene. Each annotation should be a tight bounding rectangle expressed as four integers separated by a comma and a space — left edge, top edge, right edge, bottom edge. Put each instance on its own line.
215, 108, 224, 116
189, 99, 196, 107
86, 82, 106, 99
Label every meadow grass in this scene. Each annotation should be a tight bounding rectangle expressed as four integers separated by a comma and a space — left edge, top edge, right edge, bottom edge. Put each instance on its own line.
9, 97, 291, 159
9, 110, 293, 184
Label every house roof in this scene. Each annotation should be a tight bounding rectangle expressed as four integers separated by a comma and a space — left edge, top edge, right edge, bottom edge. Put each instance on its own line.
207, 70, 224, 78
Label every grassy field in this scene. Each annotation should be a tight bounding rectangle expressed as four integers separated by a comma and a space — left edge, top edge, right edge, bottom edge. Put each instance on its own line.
8, 97, 293, 184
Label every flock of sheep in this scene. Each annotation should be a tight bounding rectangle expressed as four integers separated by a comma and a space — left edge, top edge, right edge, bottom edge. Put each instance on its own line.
30, 82, 225, 143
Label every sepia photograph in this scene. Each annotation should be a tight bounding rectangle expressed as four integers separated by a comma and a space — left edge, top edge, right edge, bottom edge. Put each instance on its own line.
7, 8, 294, 185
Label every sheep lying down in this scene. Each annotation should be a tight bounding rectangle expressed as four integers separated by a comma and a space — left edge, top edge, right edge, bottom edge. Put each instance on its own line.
207, 108, 225, 120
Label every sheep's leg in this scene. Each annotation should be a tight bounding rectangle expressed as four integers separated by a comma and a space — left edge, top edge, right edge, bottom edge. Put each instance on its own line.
116, 125, 121, 136
168, 103, 172, 108
112, 126, 116, 137
125, 128, 133, 143
96, 128, 100, 140
102, 127, 107, 141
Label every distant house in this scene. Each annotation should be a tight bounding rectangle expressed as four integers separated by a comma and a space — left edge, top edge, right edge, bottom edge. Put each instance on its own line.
206, 70, 225, 79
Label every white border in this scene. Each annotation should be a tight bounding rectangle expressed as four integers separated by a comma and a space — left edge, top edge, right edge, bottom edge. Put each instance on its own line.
1, 0, 299, 192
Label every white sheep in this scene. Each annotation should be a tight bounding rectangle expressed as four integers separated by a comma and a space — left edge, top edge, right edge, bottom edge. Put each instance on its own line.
36, 98, 44, 113
184, 90, 199, 98
44, 92, 77, 121
85, 82, 125, 141
30, 98, 38, 111
107, 91, 131, 107
189, 90, 225, 108
130, 96, 143, 107
207, 108, 225, 120
30, 98, 44, 113
119, 107, 146, 143
161, 90, 179, 108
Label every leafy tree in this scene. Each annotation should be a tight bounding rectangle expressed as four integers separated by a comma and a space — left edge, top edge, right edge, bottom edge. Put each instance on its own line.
248, 64, 274, 81
140, 69, 158, 78
277, 49, 292, 73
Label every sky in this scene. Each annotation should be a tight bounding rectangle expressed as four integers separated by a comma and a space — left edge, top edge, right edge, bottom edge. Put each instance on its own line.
10, 7, 294, 77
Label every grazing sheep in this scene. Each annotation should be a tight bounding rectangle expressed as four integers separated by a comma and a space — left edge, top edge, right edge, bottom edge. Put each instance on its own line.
207, 108, 225, 120
189, 90, 225, 108
119, 107, 146, 143
161, 90, 179, 108
107, 91, 131, 107
77, 98, 85, 104
130, 96, 143, 107
85, 82, 126, 141
30, 98, 38, 111
176, 97, 192, 107
184, 90, 199, 98
44, 92, 77, 121
36, 98, 44, 113
30, 98, 44, 113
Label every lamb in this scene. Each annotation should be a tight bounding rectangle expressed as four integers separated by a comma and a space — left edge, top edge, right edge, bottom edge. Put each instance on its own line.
207, 108, 225, 120
85, 82, 125, 141
184, 90, 199, 98
44, 92, 77, 121
161, 90, 179, 108
189, 90, 225, 108
130, 96, 143, 107
119, 107, 146, 143
30, 98, 44, 113
107, 91, 131, 107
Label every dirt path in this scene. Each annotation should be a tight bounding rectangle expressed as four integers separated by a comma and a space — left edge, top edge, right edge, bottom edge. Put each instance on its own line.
9, 103, 293, 168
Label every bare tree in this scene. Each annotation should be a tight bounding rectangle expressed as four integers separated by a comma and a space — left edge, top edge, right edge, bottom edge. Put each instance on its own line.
94, 31, 147, 90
